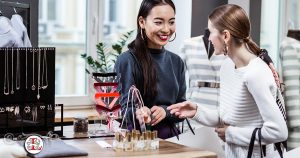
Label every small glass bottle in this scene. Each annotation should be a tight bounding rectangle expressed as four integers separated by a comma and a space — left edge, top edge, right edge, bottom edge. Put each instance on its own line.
131, 130, 138, 151
113, 132, 122, 151
144, 131, 151, 150
142, 132, 148, 150
117, 133, 124, 150
135, 132, 145, 151
150, 130, 159, 150
124, 132, 133, 151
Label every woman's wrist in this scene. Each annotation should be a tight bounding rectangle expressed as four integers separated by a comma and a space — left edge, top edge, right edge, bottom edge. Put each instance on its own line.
191, 104, 198, 117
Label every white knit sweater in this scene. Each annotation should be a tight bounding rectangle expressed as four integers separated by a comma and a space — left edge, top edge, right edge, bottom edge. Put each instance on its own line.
193, 57, 288, 158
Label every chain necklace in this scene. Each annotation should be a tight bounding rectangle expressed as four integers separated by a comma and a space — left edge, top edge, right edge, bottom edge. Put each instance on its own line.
16, 48, 20, 90
37, 48, 41, 99
4, 48, 10, 95
11, 49, 14, 94
32, 50, 35, 91
26, 48, 28, 89
42, 49, 48, 89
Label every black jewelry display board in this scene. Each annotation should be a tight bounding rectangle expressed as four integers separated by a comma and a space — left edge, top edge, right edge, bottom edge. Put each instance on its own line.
0, 47, 56, 136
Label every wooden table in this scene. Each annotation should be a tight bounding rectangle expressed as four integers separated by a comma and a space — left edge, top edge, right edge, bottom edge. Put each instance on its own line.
63, 138, 217, 158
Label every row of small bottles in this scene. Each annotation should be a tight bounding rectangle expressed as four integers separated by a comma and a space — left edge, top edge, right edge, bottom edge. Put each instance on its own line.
113, 130, 159, 151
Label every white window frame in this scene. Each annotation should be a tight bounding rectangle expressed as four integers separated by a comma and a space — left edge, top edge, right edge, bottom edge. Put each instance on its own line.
55, 0, 104, 107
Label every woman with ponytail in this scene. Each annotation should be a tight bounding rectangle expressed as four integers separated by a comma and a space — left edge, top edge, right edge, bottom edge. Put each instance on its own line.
115, 0, 186, 139
168, 4, 287, 157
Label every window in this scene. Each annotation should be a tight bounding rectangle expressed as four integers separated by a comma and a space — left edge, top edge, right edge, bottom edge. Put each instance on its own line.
47, 0, 57, 21
260, 0, 281, 66
103, 0, 139, 41
287, 0, 300, 29
39, 0, 103, 106
38, 0, 138, 106
39, 0, 87, 97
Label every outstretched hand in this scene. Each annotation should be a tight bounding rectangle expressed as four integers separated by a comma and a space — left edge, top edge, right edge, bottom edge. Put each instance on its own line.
167, 101, 198, 118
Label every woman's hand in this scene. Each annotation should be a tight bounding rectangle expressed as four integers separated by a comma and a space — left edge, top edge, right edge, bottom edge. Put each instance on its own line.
167, 101, 198, 118
150, 106, 166, 126
136, 106, 151, 124
215, 125, 229, 142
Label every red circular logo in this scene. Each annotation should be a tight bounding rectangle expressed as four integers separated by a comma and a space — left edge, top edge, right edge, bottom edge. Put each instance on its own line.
24, 135, 44, 154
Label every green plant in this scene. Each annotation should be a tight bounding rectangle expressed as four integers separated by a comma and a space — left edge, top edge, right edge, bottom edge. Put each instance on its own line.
81, 30, 134, 74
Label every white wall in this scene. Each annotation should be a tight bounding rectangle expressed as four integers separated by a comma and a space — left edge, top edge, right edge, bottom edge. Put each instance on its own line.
165, 0, 192, 54
228, 0, 250, 15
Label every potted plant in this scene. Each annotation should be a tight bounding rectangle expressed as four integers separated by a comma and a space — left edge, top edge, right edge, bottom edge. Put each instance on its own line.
81, 30, 134, 74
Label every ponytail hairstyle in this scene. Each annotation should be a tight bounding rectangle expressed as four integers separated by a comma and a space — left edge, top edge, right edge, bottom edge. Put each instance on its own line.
209, 4, 260, 55
128, 0, 176, 103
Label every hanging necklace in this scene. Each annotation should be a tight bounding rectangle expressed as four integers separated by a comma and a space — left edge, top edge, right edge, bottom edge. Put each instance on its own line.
32, 49, 36, 91
42, 49, 48, 89
16, 48, 20, 90
11, 49, 14, 94
26, 48, 28, 89
4, 48, 10, 95
37, 48, 41, 99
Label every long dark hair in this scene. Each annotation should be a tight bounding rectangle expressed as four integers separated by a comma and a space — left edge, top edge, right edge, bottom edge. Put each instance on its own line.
128, 0, 176, 103
209, 4, 260, 55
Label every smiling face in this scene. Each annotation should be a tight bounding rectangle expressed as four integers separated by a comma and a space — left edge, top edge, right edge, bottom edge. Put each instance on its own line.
208, 19, 224, 55
139, 4, 176, 49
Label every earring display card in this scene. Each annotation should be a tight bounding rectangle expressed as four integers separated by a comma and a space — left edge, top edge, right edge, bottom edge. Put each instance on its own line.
0, 47, 56, 135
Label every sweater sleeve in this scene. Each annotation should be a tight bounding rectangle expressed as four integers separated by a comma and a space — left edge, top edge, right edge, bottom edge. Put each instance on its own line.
225, 66, 288, 146
162, 57, 186, 123
192, 105, 219, 127
114, 53, 137, 129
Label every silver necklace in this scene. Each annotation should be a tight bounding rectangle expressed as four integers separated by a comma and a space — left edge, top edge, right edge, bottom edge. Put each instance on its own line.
16, 48, 20, 90
32, 50, 35, 91
42, 49, 48, 89
11, 49, 14, 94
37, 49, 41, 99
4, 48, 10, 95
26, 48, 28, 89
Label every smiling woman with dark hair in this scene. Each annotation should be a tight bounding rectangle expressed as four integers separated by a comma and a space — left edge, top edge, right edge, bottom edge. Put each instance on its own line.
115, 0, 186, 139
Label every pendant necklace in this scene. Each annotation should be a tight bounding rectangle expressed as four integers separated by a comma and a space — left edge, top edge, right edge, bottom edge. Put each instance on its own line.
32, 50, 36, 91
42, 49, 48, 89
16, 48, 20, 90
11, 49, 14, 94
26, 48, 28, 89
4, 48, 10, 95
37, 49, 41, 99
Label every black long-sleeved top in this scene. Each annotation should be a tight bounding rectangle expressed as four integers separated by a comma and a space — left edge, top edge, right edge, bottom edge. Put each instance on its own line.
115, 48, 186, 139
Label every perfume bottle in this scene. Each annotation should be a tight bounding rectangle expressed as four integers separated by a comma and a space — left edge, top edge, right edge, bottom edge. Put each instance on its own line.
131, 130, 138, 151
141, 131, 148, 150
113, 132, 123, 151
150, 130, 159, 150
145, 131, 151, 150
135, 132, 145, 151
124, 132, 133, 151
113, 132, 119, 149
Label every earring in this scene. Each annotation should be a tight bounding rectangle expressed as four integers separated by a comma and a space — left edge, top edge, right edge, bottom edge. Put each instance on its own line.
140, 29, 145, 41
169, 32, 176, 42
224, 42, 228, 56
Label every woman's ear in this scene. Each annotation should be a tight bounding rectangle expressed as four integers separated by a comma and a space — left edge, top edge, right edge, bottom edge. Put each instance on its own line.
138, 16, 145, 29
222, 30, 231, 43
